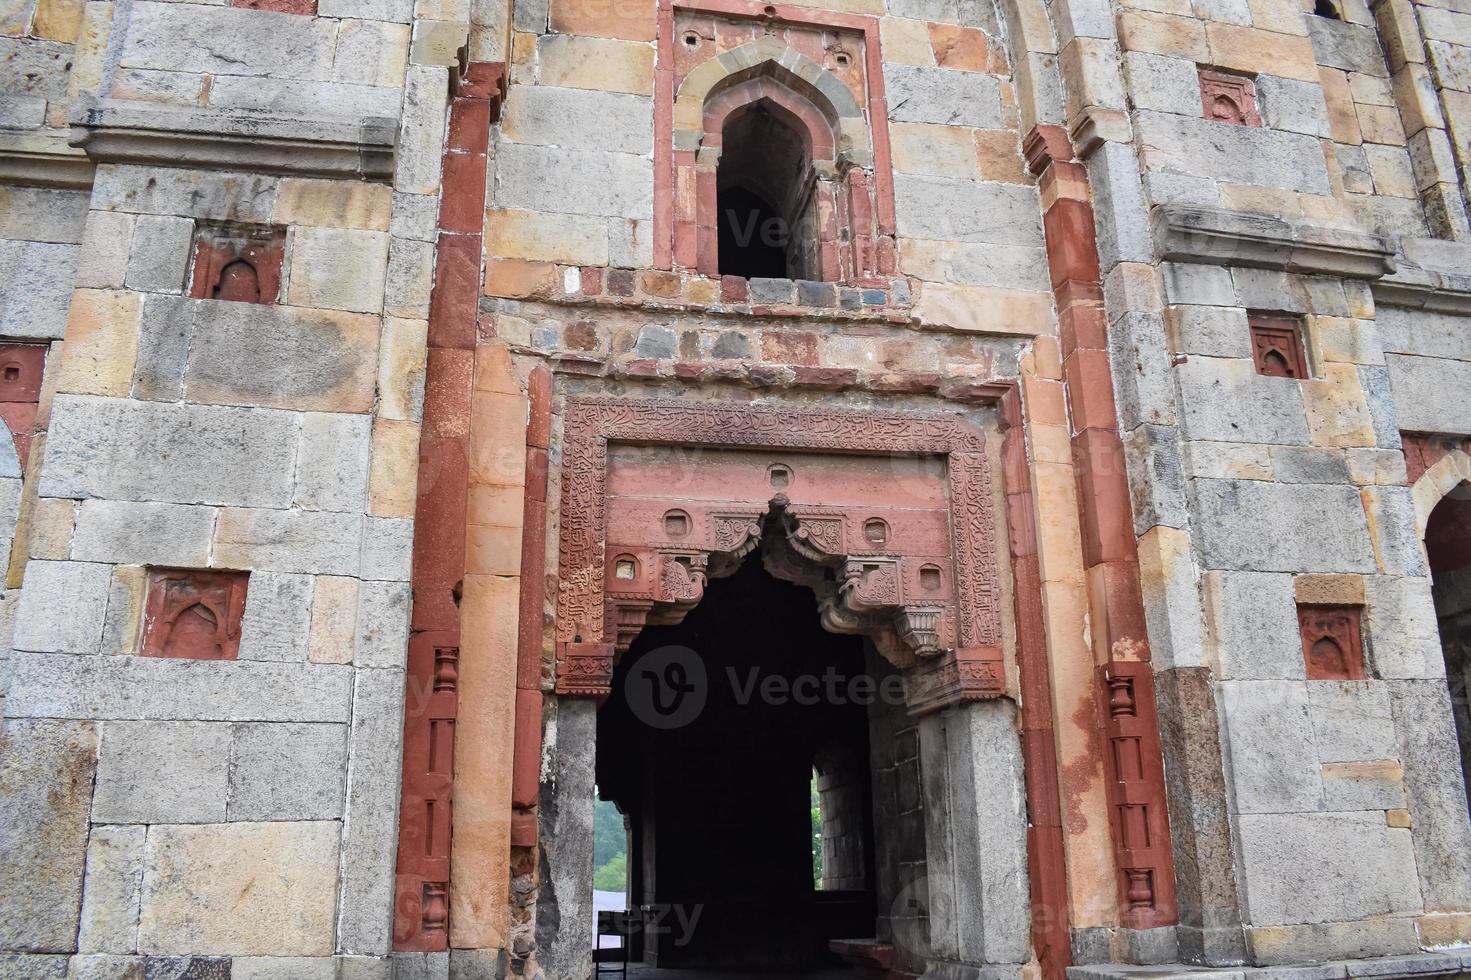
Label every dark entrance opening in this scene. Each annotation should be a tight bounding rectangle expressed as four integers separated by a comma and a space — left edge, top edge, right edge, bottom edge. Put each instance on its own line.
716, 101, 814, 280
596, 556, 884, 972
1427, 483, 1471, 813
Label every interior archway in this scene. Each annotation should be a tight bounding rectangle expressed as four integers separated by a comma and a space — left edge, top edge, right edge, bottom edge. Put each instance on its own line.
717, 101, 814, 279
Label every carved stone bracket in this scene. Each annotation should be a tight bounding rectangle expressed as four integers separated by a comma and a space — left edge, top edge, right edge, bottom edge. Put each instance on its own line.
553, 398, 1007, 706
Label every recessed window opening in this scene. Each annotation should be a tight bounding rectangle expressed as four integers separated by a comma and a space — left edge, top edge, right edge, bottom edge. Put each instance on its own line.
1313, 0, 1342, 18
716, 100, 817, 280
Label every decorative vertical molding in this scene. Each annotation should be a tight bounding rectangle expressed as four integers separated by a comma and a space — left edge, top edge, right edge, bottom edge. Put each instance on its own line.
999, 385, 1072, 980
1025, 124, 1179, 931
393, 61, 505, 953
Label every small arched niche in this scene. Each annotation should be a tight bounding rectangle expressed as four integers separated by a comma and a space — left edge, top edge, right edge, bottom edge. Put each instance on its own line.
717, 99, 814, 279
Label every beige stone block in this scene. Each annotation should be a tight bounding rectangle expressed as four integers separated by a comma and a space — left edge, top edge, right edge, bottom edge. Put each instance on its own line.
137, 822, 339, 956
1363, 143, 1415, 197
483, 258, 561, 299
334, 18, 409, 87
1293, 573, 1365, 605
274, 178, 392, 231
549, 0, 655, 41
1314, 316, 1382, 364
1118, 11, 1209, 61
377, 316, 428, 422
879, 16, 935, 66
1247, 0, 1308, 35
1391, 64, 1445, 136
56, 289, 141, 398
28, 497, 74, 560
1207, 24, 1318, 81
1120, 0, 1192, 15
469, 391, 527, 489
1302, 362, 1376, 447
1345, 448, 1407, 486
465, 522, 524, 576
1387, 807, 1411, 828
0, 0, 31, 35
308, 574, 358, 664
536, 34, 653, 94
485, 208, 608, 266
975, 129, 1027, 184
889, 122, 978, 179
1186, 441, 1273, 480
99, 564, 146, 656
1418, 912, 1471, 947
449, 572, 519, 950
1347, 71, 1393, 106
33, 0, 82, 41
67, 1, 114, 97
369, 418, 420, 518
1357, 102, 1407, 145
1319, 68, 1362, 145
913, 283, 1055, 335
473, 342, 520, 396
928, 23, 992, 71
286, 228, 390, 314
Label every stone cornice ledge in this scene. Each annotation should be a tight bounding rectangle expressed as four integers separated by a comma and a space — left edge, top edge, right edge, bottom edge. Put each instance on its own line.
1153, 204, 1397, 280
1372, 237, 1471, 314
68, 99, 398, 182
0, 127, 95, 189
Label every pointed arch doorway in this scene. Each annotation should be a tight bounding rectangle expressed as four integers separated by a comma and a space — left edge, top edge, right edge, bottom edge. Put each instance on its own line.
535, 398, 1039, 980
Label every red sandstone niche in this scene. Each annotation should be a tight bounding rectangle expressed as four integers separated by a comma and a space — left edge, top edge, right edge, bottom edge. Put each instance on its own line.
189, 225, 287, 305
1299, 604, 1366, 680
0, 344, 45, 470
139, 568, 249, 661
1249, 312, 1308, 379
1199, 69, 1261, 127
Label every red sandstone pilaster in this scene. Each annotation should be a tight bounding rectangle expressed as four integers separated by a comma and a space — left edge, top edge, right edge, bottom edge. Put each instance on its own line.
1025, 125, 1179, 931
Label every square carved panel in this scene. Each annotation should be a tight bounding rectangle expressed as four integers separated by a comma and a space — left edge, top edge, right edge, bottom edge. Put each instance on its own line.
1249, 312, 1309, 379
1299, 604, 1366, 680
188, 225, 286, 305
1199, 69, 1261, 127
140, 568, 249, 661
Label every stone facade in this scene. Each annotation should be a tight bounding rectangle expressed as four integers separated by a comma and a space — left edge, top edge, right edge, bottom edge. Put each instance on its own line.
1, 0, 1471, 973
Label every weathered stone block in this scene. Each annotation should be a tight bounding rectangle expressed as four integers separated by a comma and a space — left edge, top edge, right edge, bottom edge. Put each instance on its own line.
883, 63, 1003, 128
1390, 679, 1471, 910
93, 722, 230, 824
93, 165, 278, 224
501, 87, 654, 155
41, 396, 300, 508
1220, 679, 1324, 812
274, 178, 392, 232
354, 579, 409, 668
237, 572, 314, 662
118, 2, 338, 79
231, 958, 335, 980
493, 143, 653, 220
1386, 353, 1471, 434
385, 238, 434, 320
0, 239, 81, 339
390, 193, 439, 244
71, 500, 215, 568
1322, 759, 1406, 809
124, 216, 194, 295
376, 317, 428, 424
227, 722, 348, 821
535, 35, 654, 94
1255, 75, 1332, 138
131, 296, 195, 402
213, 508, 363, 576
5, 653, 353, 722
0, 719, 98, 953
1121, 51, 1203, 115
295, 412, 371, 512
337, 667, 405, 954
1192, 479, 1375, 573
1136, 110, 1332, 193
1306, 680, 1396, 762
1202, 570, 1303, 679
137, 822, 339, 955
79, 825, 145, 954
69, 953, 145, 979
1169, 305, 1252, 360
12, 559, 111, 654
307, 575, 358, 665
894, 175, 1043, 246
1176, 358, 1310, 446
286, 228, 390, 315
899, 240, 1050, 290
1235, 811, 1420, 925
1307, 15, 1389, 77
360, 516, 412, 582
484, 208, 608, 266
76, 211, 136, 290
1366, 576, 1442, 679
396, 66, 449, 196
